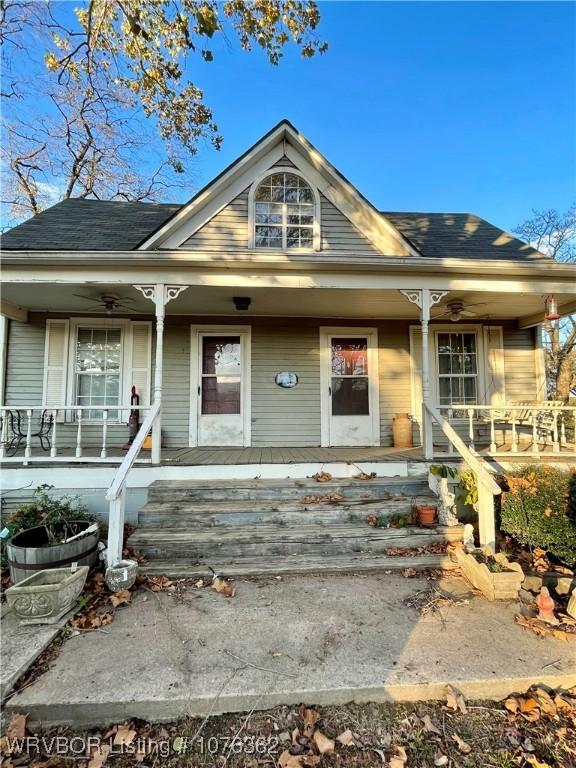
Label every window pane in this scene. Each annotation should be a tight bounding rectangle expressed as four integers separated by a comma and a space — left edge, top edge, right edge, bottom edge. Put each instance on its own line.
202, 337, 241, 376
438, 354, 450, 374
463, 377, 477, 403
450, 334, 463, 353
463, 334, 476, 353
331, 338, 368, 375
254, 173, 315, 249
439, 378, 451, 405
437, 333, 451, 354
75, 327, 122, 416
202, 377, 241, 414
332, 377, 369, 415
463, 354, 477, 374
451, 355, 464, 374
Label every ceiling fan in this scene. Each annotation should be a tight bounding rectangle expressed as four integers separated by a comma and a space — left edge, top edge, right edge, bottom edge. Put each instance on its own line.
72, 293, 142, 314
433, 299, 488, 323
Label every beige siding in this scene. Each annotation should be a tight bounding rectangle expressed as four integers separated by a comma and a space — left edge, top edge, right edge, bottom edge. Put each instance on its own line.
320, 195, 381, 254
503, 326, 539, 401
378, 322, 413, 445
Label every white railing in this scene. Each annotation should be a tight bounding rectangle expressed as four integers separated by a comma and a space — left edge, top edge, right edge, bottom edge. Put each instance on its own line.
434, 403, 576, 457
0, 405, 152, 465
105, 401, 160, 566
424, 403, 501, 549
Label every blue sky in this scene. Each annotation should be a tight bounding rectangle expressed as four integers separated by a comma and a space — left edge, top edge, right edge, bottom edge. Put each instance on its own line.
188, 0, 575, 232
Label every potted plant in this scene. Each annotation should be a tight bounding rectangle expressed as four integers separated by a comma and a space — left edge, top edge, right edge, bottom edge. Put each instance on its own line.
415, 503, 437, 527
2, 485, 99, 584
450, 545, 524, 601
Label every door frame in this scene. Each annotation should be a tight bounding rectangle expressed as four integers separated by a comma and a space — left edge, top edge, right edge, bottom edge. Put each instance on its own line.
319, 326, 380, 447
189, 325, 252, 447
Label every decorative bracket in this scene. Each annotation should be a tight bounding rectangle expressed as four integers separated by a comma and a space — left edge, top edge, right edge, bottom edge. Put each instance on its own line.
134, 284, 188, 308
399, 289, 448, 310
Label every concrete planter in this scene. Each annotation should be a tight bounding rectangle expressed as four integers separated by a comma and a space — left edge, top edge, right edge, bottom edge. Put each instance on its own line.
451, 547, 523, 601
5, 566, 89, 625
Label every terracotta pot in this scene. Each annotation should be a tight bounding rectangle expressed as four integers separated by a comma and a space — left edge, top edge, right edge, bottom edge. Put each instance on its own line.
392, 413, 413, 449
416, 504, 437, 527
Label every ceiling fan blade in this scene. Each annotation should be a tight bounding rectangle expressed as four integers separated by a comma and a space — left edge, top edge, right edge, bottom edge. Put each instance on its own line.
72, 293, 99, 301
461, 309, 478, 317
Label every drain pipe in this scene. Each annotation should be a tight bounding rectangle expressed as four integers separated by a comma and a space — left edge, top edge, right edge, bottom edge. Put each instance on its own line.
0, 316, 8, 405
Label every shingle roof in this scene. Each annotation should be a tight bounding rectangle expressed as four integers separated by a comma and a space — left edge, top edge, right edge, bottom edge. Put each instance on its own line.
1, 198, 550, 262
382, 211, 548, 261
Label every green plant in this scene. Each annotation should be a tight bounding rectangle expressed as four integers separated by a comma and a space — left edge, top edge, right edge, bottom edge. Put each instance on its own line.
2, 485, 93, 545
430, 464, 458, 479
430, 464, 478, 508
500, 465, 576, 566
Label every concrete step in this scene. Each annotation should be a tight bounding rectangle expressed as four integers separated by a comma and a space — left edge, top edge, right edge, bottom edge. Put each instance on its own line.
146, 477, 431, 503
129, 524, 464, 561
137, 495, 434, 529
138, 551, 459, 578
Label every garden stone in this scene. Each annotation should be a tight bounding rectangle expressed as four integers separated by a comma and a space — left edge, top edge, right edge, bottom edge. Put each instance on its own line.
522, 572, 574, 596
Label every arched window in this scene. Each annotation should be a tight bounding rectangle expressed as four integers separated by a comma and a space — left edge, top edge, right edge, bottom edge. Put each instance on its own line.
251, 171, 318, 249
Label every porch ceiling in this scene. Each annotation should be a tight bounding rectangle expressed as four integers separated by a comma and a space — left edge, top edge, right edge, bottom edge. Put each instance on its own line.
2, 282, 575, 324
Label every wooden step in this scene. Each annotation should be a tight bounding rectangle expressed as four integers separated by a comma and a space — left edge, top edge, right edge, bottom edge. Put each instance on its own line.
139, 552, 458, 579
137, 495, 434, 529
146, 477, 431, 503
129, 524, 464, 561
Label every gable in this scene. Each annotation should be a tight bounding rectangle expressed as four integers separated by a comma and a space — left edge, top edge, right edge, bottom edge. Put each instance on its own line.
140, 120, 417, 257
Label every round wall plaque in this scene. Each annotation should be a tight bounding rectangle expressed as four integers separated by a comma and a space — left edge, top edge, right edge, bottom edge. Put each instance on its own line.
275, 372, 298, 388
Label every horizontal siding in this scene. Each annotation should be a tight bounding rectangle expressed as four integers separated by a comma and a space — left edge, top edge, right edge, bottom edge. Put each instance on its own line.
378, 322, 413, 446
320, 194, 381, 254
161, 325, 190, 447
503, 327, 538, 401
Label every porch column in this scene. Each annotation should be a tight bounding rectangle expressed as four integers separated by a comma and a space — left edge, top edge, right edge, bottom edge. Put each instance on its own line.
399, 289, 448, 458
134, 285, 188, 464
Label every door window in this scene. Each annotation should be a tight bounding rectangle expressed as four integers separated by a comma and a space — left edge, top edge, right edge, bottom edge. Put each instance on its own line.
331, 337, 369, 415
201, 336, 241, 414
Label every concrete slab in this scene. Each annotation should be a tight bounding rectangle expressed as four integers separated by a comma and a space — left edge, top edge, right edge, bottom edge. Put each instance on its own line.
5, 573, 576, 728
1, 608, 69, 700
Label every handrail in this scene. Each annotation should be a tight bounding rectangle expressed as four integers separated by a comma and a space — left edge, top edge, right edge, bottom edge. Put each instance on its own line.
106, 400, 160, 501
425, 403, 501, 496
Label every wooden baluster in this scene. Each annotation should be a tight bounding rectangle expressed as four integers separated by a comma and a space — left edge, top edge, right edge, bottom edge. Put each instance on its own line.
532, 410, 539, 454
560, 413, 567, 447
467, 408, 475, 451
553, 410, 560, 453
101, 410, 108, 459
489, 409, 496, 453
0, 411, 6, 459
50, 409, 58, 458
511, 412, 518, 453
24, 409, 33, 462
447, 408, 454, 455
76, 409, 83, 458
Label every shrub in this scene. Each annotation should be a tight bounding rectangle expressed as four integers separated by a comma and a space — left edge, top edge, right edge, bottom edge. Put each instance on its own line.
500, 465, 576, 566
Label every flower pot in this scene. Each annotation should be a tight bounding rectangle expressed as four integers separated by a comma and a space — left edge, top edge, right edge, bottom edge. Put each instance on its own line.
105, 559, 138, 592
451, 547, 524, 601
5, 566, 89, 624
6, 521, 99, 584
416, 504, 437, 527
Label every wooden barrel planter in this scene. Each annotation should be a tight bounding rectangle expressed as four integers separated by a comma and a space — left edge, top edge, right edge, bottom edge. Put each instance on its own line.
6, 522, 99, 584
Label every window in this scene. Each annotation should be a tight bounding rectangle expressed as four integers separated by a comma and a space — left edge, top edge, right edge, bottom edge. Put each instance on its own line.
74, 327, 122, 419
437, 332, 478, 405
331, 337, 370, 415
253, 172, 316, 249
201, 335, 241, 415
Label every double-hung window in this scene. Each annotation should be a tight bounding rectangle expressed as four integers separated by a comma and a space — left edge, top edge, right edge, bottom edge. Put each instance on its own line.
252, 171, 317, 249
74, 326, 122, 419
437, 332, 478, 405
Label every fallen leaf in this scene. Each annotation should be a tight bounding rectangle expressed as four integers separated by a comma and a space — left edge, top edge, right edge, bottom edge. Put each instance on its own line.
194, 579, 204, 588
313, 730, 335, 755
312, 471, 332, 482
421, 714, 441, 735
146, 575, 175, 592
452, 733, 472, 754
524, 756, 551, 768
402, 568, 417, 578
389, 745, 408, 768
554, 693, 574, 714
299, 706, 320, 738
6, 713, 26, 741
445, 684, 467, 714
303, 756, 321, 767
434, 754, 448, 767
532, 687, 557, 716
336, 729, 355, 746
372, 748, 387, 763
113, 724, 137, 747
109, 589, 132, 608
87, 745, 111, 768
291, 728, 301, 744
278, 750, 304, 768
519, 697, 541, 722
212, 576, 236, 598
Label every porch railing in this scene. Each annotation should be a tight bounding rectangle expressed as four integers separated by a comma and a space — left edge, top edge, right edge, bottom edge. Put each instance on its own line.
433, 403, 576, 457
0, 405, 153, 465
424, 402, 501, 549
105, 401, 160, 566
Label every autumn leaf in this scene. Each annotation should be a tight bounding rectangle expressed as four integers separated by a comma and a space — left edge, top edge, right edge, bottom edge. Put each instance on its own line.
212, 576, 236, 598
278, 750, 304, 768
312, 471, 332, 482
113, 724, 137, 747
434, 753, 448, 767
452, 733, 472, 754
109, 589, 132, 608
299, 706, 320, 738
531, 687, 557, 716
336, 728, 355, 746
389, 745, 408, 768
6, 713, 26, 742
402, 567, 417, 578
312, 730, 335, 755
87, 744, 111, 768
421, 714, 441, 734
445, 684, 467, 714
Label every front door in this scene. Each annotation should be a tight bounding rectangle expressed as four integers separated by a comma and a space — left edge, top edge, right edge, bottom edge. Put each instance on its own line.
320, 328, 380, 446
190, 326, 251, 447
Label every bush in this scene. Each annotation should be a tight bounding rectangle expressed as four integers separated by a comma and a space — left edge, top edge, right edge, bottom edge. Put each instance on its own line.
500, 465, 576, 566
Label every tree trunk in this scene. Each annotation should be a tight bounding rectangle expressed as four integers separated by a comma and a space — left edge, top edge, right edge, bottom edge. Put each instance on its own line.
555, 353, 575, 403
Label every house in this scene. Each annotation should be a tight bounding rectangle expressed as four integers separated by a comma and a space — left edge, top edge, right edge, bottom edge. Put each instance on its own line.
2, 121, 575, 575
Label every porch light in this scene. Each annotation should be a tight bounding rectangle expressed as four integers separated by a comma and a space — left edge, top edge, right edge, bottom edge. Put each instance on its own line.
545, 295, 560, 321
233, 297, 251, 311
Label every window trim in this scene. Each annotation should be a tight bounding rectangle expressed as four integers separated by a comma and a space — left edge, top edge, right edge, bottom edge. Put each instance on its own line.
247, 166, 321, 252
431, 325, 487, 413
66, 318, 132, 423
436, 329, 480, 407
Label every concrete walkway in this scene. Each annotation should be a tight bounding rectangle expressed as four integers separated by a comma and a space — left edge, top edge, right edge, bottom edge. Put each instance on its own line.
6, 573, 576, 727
